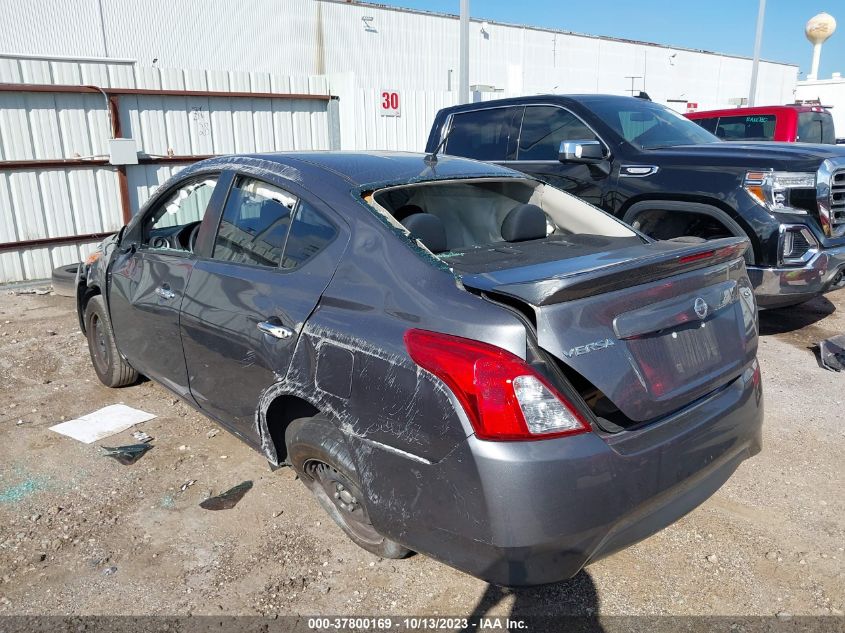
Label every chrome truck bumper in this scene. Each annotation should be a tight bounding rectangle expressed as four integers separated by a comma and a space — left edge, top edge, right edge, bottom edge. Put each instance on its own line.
748, 243, 845, 309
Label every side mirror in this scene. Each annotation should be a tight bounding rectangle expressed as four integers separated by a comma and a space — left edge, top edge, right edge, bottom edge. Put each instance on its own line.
559, 140, 605, 163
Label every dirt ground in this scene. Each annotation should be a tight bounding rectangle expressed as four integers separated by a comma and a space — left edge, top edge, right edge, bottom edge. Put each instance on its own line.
0, 286, 843, 620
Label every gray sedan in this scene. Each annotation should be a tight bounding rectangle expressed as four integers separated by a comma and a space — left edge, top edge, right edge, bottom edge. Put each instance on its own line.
76, 151, 763, 585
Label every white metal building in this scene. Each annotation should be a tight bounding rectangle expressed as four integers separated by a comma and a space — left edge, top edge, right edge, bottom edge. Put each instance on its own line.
2, 0, 797, 109
796, 75, 845, 138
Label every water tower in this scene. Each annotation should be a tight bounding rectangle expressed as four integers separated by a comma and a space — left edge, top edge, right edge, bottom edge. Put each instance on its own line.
806, 12, 837, 79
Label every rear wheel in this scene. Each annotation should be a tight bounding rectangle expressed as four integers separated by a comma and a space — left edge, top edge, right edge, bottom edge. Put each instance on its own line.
84, 295, 138, 387
286, 416, 411, 559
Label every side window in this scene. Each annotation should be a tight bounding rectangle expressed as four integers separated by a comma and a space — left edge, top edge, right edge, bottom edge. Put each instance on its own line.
445, 107, 519, 160
693, 117, 719, 134
145, 177, 217, 249
517, 106, 598, 161
281, 200, 338, 270
212, 177, 296, 268
618, 110, 659, 142
797, 112, 834, 144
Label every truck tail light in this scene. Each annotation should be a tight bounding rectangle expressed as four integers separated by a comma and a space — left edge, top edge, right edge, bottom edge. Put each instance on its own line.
404, 329, 590, 441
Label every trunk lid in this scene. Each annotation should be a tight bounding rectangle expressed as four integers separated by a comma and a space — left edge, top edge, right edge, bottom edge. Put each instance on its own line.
457, 237, 758, 423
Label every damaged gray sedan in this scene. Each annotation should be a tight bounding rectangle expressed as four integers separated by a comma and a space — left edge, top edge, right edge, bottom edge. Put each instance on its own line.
76, 151, 763, 585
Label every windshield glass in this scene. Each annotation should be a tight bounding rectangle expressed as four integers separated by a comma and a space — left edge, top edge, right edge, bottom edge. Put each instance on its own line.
590, 99, 721, 149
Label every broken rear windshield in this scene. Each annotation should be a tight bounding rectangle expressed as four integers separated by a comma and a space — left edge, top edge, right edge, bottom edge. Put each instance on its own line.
369, 178, 641, 268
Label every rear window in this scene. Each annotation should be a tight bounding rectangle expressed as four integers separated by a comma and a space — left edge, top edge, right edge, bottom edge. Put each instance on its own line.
211, 177, 336, 270
445, 107, 520, 160
281, 200, 338, 270
797, 112, 835, 144
371, 178, 638, 263
212, 178, 296, 268
714, 115, 777, 141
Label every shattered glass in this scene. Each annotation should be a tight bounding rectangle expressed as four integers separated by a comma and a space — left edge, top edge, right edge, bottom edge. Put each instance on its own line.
199, 481, 253, 510
819, 334, 845, 372
99, 443, 153, 465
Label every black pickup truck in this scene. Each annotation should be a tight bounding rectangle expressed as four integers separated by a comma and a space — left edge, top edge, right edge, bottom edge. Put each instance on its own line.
426, 94, 845, 308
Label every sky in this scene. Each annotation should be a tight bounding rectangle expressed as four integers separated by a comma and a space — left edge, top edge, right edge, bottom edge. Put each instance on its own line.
374, 0, 844, 79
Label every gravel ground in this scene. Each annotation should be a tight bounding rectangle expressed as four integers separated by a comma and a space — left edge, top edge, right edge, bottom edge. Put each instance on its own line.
0, 287, 843, 620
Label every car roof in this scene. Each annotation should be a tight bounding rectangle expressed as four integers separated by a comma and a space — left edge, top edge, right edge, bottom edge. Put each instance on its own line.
439, 93, 651, 112
198, 151, 522, 188
686, 105, 828, 118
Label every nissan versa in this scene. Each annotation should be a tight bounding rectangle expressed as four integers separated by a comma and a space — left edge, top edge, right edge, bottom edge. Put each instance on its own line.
76, 152, 763, 586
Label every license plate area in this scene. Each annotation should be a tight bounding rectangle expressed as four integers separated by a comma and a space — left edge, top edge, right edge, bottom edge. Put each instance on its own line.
627, 311, 743, 398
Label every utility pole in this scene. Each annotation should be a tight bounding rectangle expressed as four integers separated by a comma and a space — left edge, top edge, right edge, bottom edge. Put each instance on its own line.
459, 0, 470, 104
748, 0, 766, 106
625, 76, 643, 97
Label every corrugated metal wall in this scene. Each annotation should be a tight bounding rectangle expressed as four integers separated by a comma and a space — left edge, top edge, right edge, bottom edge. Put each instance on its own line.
349, 88, 458, 151
0, 58, 331, 283
287, 0, 801, 108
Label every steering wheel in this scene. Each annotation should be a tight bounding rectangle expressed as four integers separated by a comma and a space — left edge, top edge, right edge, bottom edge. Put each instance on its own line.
188, 223, 202, 253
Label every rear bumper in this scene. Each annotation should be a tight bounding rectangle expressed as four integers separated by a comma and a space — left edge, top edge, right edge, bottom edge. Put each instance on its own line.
357, 363, 763, 586
748, 243, 845, 308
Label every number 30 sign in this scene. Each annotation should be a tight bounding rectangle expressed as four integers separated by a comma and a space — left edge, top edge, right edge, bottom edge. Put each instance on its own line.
380, 90, 401, 117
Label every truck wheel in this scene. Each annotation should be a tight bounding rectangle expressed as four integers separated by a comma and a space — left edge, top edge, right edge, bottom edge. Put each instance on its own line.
84, 295, 139, 388
623, 200, 754, 265
286, 416, 411, 560
51, 263, 79, 298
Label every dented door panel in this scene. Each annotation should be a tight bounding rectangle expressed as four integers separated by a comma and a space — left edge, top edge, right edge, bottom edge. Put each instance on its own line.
108, 250, 195, 398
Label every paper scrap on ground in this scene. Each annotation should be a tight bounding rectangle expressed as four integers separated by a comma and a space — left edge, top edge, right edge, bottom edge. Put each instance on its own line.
49, 404, 157, 444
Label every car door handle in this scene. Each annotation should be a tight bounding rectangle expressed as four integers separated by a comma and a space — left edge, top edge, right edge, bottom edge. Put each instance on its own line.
155, 286, 176, 300
257, 320, 294, 340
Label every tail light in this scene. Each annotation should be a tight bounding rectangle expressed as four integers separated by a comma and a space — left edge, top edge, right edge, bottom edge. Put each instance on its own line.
678, 250, 715, 265
403, 329, 590, 441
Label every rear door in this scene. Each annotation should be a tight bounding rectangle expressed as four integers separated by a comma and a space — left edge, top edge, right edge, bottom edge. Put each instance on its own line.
180, 174, 346, 439
444, 106, 521, 161
508, 105, 609, 206
108, 174, 222, 397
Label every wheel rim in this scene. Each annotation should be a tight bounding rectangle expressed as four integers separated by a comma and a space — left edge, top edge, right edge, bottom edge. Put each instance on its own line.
90, 313, 111, 374
305, 460, 383, 546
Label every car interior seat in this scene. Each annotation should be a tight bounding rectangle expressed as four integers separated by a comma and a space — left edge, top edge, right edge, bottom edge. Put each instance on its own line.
501, 204, 548, 242
401, 213, 448, 253
394, 204, 425, 223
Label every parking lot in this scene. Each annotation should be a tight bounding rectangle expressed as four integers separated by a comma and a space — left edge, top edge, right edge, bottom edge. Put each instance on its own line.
0, 287, 842, 619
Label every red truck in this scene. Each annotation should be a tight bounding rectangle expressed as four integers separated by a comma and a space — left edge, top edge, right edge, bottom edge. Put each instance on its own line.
686, 104, 836, 144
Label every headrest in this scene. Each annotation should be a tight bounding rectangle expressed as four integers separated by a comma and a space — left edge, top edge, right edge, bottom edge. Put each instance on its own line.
259, 199, 283, 222
401, 213, 448, 253
394, 204, 424, 222
501, 204, 547, 242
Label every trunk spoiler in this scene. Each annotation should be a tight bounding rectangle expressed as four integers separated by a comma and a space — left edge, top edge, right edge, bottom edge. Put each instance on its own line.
459, 237, 750, 305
